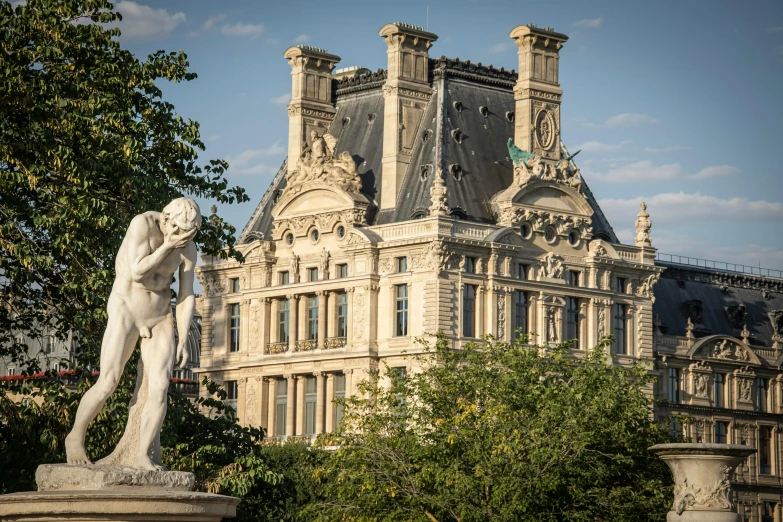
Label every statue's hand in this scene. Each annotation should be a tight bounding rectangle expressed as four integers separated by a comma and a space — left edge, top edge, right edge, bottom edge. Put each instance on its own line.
165, 227, 197, 250
175, 341, 190, 370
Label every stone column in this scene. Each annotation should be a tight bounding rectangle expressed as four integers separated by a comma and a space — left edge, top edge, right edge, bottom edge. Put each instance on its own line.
285, 374, 295, 438
267, 377, 277, 436
269, 299, 279, 344
325, 373, 335, 432
295, 375, 305, 436
237, 378, 247, 424
345, 287, 355, 348
260, 377, 270, 432
317, 291, 327, 349
201, 301, 213, 361
327, 291, 337, 339
260, 298, 271, 352
476, 285, 485, 337
298, 295, 308, 341
345, 368, 354, 398
288, 294, 298, 352
528, 294, 538, 341
315, 372, 325, 434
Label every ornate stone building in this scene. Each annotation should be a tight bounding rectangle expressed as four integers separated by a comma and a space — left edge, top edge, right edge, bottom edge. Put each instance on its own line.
195, 22, 783, 520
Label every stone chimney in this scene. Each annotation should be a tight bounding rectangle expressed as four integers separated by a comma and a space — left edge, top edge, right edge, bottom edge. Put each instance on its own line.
283, 45, 341, 172
378, 22, 438, 210
509, 24, 568, 161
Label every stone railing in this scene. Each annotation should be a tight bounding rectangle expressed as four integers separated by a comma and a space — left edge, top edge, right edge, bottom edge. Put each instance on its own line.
324, 337, 347, 349
372, 219, 438, 240
294, 339, 317, 352
265, 341, 289, 355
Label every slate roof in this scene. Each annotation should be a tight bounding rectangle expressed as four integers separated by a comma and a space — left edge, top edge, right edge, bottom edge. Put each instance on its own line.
238, 58, 618, 243
653, 262, 783, 349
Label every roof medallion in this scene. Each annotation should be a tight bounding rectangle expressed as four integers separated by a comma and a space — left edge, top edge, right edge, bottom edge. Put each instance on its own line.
283, 132, 362, 197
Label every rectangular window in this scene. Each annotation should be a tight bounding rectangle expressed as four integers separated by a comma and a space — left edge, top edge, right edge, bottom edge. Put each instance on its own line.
763, 502, 775, 522
616, 277, 626, 294
229, 303, 241, 352
668, 368, 680, 403
44, 334, 54, 354
395, 285, 409, 337
514, 291, 527, 337
337, 292, 348, 338
337, 264, 348, 279
7, 367, 15, 376
279, 271, 290, 285
760, 426, 772, 475
230, 277, 240, 293
464, 257, 476, 274
614, 304, 627, 355
714, 421, 728, 444
463, 284, 476, 338
275, 378, 287, 437
396, 257, 408, 273
714, 373, 725, 408
756, 378, 769, 413
278, 299, 290, 343
307, 296, 319, 341
567, 271, 581, 287
226, 380, 238, 400
517, 263, 528, 280
305, 376, 317, 436
308, 267, 319, 282
669, 417, 682, 439
334, 373, 346, 429
566, 297, 580, 349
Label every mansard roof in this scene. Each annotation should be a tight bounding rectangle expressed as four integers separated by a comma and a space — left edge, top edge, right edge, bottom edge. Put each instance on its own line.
238, 57, 618, 243
653, 262, 783, 349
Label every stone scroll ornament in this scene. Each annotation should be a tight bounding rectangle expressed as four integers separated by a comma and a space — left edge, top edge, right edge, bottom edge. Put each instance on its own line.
64, 198, 201, 473
284, 131, 363, 196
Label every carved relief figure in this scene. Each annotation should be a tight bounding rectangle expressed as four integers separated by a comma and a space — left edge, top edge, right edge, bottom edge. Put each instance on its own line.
497, 295, 506, 340
739, 379, 752, 402
547, 307, 558, 342
598, 306, 606, 338
283, 132, 362, 195
245, 379, 257, 427
694, 374, 708, 398
353, 291, 366, 340
539, 252, 565, 279
65, 198, 200, 470
290, 254, 300, 283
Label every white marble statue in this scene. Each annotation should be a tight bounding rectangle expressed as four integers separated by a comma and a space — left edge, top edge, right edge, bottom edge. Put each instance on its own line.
65, 198, 200, 471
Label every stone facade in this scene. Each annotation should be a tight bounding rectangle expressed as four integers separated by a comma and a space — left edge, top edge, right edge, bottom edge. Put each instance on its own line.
197, 22, 783, 521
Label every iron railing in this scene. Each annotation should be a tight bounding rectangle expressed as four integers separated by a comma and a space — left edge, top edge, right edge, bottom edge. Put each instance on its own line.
656, 253, 783, 280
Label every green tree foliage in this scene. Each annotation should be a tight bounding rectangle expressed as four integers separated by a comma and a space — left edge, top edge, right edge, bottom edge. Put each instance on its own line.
0, 0, 248, 368
311, 335, 675, 522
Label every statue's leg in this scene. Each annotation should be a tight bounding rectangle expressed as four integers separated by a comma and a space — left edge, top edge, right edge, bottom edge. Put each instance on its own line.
134, 316, 175, 471
66, 298, 138, 465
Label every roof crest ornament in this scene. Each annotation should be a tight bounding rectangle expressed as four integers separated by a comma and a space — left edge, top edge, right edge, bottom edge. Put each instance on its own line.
635, 202, 653, 247
429, 169, 449, 216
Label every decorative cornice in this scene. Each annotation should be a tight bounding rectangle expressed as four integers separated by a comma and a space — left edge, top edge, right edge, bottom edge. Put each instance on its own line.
431, 56, 516, 88
658, 264, 783, 294
335, 69, 388, 95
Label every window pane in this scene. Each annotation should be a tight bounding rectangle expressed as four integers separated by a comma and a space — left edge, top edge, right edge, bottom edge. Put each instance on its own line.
517, 263, 527, 280
305, 376, 316, 435
714, 373, 725, 408
396, 257, 407, 273
566, 297, 579, 349
514, 291, 527, 337
275, 378, 287, 437
307, 296, 319, 340
278, 299, 290, 343
668, 368, 680, 403
760, 426, 772, 474
714, 421, 727, 444
614, 304, 626, 355
463, 284, 475, 338
395, 285, 408, 336
334, 373, 346, 428
337, 292, 348, 338
230, 303, 241, 352
280, 271, 290, 285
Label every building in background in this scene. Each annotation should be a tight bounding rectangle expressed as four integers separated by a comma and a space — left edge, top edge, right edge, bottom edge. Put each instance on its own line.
195, 22, 783, 520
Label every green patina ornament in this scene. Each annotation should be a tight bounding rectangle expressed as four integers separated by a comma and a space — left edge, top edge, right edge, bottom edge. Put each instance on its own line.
556, 149, 581, 167
507, 138, 535, 166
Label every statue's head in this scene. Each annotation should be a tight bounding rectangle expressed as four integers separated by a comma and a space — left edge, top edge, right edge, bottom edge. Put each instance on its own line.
310, 130, 318, 140
161, 197, 202, 238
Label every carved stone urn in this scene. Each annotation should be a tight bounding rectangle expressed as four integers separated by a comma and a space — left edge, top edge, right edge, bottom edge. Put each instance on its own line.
650, 443, 756, 522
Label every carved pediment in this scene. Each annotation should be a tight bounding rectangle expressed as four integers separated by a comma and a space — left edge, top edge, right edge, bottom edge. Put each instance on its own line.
688, 335, 761, 365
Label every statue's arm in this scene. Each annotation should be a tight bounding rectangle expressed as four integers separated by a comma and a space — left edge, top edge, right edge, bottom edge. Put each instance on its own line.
175, 243, 197, 363
127, 216, 176, 283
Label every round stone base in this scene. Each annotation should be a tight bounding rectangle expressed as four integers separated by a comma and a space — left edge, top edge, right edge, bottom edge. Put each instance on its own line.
667, 510, 740, 522
0, 489, 239, 522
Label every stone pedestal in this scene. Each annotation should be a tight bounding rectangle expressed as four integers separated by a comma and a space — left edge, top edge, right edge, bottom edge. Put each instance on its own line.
0, 464, 239, 522
650, 443, 756, 522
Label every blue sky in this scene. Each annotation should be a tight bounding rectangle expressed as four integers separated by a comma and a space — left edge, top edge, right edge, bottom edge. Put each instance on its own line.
106, 0, 783, 271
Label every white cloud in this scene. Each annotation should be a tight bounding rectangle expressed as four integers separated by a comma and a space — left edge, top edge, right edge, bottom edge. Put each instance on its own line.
114, 1, 186, 40
599, 192, 783, 227
644, 145, 693, 153
206, 135, 221, 142
574, 17, 602, 29
689, 165, 740, 180
221, 22, 265, 37
488, 42, 511, 54
586, 160, 682, 182
226, 142, 285, 175
768, 25, 783, 33
575, 140, 622, 153
295, 34, 309, 43
620, 140, 632, 145
270, 93, 290, 105
204, 13, 227, 30
604, 113, 659, 127
267, 38, 280, 44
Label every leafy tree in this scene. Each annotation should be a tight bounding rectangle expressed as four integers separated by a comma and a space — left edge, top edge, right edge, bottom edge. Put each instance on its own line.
0, 0, 248, 369
311, 335, 675, 522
